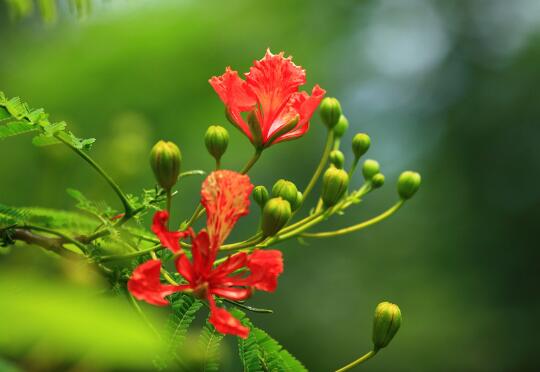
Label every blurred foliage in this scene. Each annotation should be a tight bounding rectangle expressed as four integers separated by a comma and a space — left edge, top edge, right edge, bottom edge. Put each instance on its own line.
1, 0, 540, 371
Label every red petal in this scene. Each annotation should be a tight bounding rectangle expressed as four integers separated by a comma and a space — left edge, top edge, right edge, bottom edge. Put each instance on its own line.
209, 67, 256, 140
273, 85, 326, 144
189, 230, 213, 277
210, 252, 248, 280
201, 171, 253, 250
174, 254, 195, 284
245, 50, 306, 138
151, 211, 192, 253
128, 260, 184, 306
208, 297, 249, 338
211, 287, 252, 301
234, 250, 284, 292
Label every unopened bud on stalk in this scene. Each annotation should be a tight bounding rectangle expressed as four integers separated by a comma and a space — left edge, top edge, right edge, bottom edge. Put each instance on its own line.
291, 191, 303, 211
150, 140, 181, 191
362, 159, 380, 181
272, 179, 299, 206
352, 133, 371, 159
333, 115, 349, 138
397, 171, 421, 200
371, 173, 385, 189
262, 197, 292, 237
320, 97, 342, 129
329, 150, 345, 169
204, 125, 229, 161
372, 301, 402, 351
252, 185, 270, 208
322, 167, 349, 207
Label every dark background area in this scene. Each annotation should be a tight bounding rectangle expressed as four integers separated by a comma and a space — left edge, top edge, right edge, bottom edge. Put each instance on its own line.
1, 0, 539, 371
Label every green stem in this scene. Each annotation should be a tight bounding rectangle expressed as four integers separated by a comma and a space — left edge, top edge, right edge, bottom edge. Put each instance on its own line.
240, 148, 263, 174
220, 233, 263, 251
302, 200, 404, 239
335, 350, 377, 372
166, 188, 172, 227
129, 292, 161, 339
301, 130, 334, 204
23, 225, 88, 254
99, 244, 161, 262
55, 134, 134, 216
222, 299, 273, 314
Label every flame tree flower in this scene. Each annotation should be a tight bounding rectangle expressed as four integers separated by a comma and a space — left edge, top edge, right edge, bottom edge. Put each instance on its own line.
128, 170, 283, 338
209, 49, 326, 149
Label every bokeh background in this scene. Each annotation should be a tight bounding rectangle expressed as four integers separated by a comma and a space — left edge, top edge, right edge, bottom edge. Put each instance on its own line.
1, 0, 539, 371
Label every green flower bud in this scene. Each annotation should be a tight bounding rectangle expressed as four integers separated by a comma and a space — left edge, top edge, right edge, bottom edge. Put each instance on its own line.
150, 140, 181, 191
372, 301, 402, 351
320, 97, 342, 129
371, 173, 385, 189
261, 197, 292, 237
362, 159, 380, 181
252, 185, 270, 208
272, 179, 298, 206
322, 167, 349, 207
352, 133, 371, 159
291, 191, 303, 211
333, 115, 349, 138
204, 125, 229, 161
397, 171, 421, 200
329, 150, 345, 169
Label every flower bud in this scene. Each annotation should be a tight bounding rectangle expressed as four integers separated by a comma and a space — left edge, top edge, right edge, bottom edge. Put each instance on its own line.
397, 171, 421, 200
329, 150, 345, 169
352, 133, 371, 159
271, 179, 298, 206
261, 197, 292, 237
322, 167, 349, 207
362, 159, 380, 181
150, 140, 181, 191
204, 125, 229, 161
291, 191, 303, 211
333, 115, 349, 138
252, 185, 270, 208
372, 301, 402, 351
320, 97, 342, 129
371, 173, 385, 189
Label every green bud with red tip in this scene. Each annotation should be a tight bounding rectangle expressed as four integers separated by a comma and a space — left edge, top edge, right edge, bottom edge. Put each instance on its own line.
329, 150, 345, 169
372, 301, 402, 351
397, 171, 421, 200
321, 167, 349, 207
252, 185, 270, 208
261, 197, 292, 237
205, 125, 229, 162
352, 133, 371, 159
333, 115, 349, 138
362, 159, 380, 181
150, 140, 181, 191
272, 179, 298, 206
320, 97, 342, 129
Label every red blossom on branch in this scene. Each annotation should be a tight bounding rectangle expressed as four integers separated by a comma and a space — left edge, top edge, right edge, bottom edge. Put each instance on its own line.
209, 49, 326, 148
128, 170, 283, 338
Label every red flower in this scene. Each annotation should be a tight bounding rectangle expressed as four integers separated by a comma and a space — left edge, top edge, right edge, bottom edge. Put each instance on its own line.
128, 170, 284, 338
209, 49, 326, 148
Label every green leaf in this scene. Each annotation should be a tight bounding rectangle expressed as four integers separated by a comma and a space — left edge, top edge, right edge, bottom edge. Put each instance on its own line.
32, 134, 62, 147
0, 121, 38, 139
166, 294, 203, 357
0, 106, 10, 120
197, 318, 225, 372
234, 310, 308, 372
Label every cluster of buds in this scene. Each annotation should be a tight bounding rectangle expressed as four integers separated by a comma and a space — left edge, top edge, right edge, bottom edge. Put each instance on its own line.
138, 50, 420, 354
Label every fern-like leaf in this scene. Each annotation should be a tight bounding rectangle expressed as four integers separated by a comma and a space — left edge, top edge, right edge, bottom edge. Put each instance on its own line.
197, 318, 225, 372
0, 91, 95, 149
234, 310, 308, 372
166, 294, 203, 358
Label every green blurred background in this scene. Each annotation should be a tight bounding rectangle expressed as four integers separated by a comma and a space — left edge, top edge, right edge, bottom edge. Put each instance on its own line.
1, 0, 539, 371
